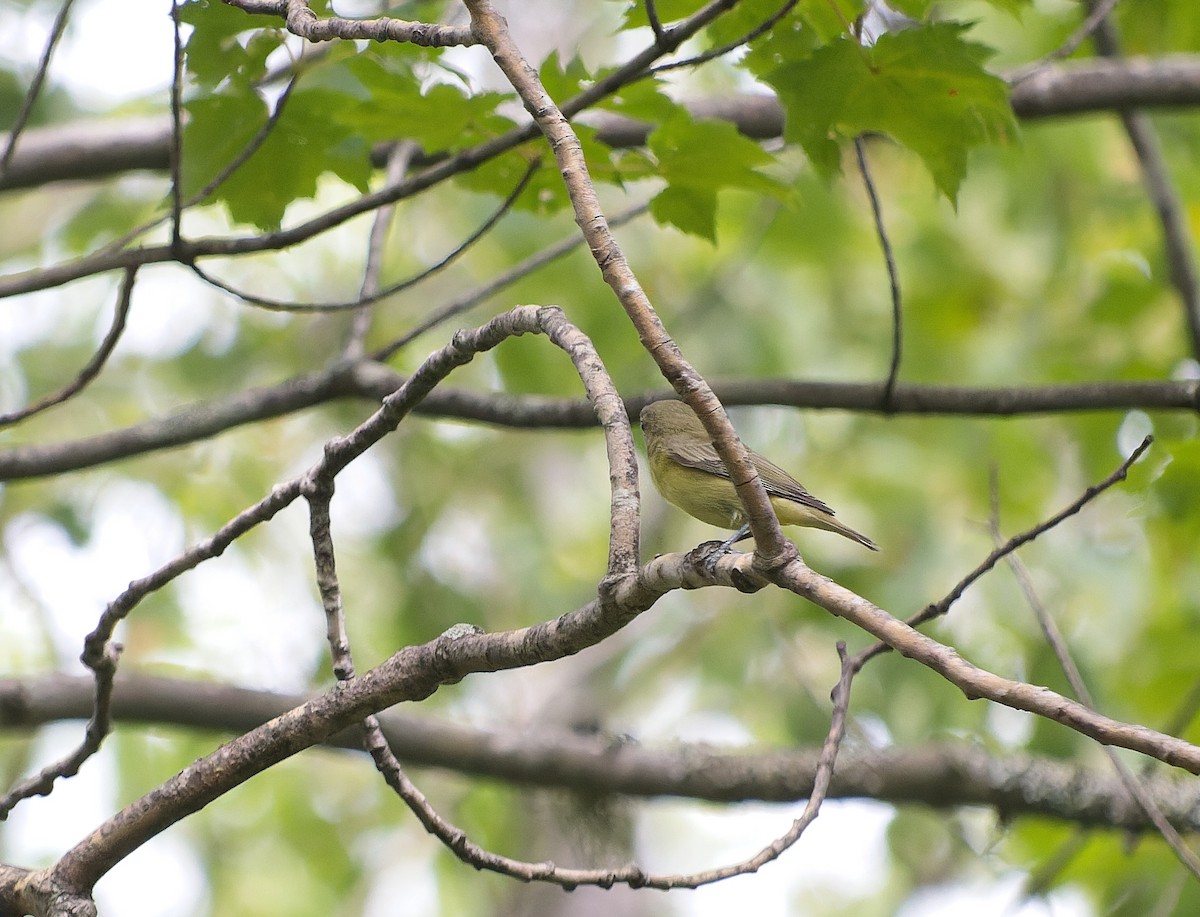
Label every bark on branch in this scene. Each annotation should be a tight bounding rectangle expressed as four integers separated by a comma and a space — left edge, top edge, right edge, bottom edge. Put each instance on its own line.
2, 674, 1196, 833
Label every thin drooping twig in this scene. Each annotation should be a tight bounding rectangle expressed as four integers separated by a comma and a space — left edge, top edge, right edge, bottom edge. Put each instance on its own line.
305, 485, 354, 681
852, 435, 1153, 668
100, 75, 303, 256
711, 642, 858, 876
0, 0, 77, 177
0, 656, 118, 821
1008, 0, 1123, 85
370, 202, 650, 361
650, 0, 797, 75
0, 266, 136, 427
854, 137, 902, 406
1085, 6, 1200, 360
305, 445, 474, 874
993, 513, 1200, 878
344, 141, 418, 358
305, 448, 419, 854
169, 1, 186, 253
365, 638, 857, 891
185, 160, 538, 312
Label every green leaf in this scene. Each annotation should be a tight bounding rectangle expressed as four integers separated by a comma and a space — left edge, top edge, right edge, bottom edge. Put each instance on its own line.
882, 0, 937, 18
647, 114, 784, 240
337, 58, 516, 151
182, 90, 268, 197
975, 0, 1033, 14
595, 71, 681, 124
180, 0, 282, 89
705, 0, 808, 48
58, 187, 160, 251
763, 22, 1017, 203
183, 84, 372, 231
649, 184, 719, 241
453, 147, 557, 211
618, 0, 708, 31
538, 51, 592, 105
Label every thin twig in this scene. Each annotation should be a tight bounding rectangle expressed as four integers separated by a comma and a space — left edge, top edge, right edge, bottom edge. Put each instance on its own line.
185, 160, 539, 313
305, 485, 354, 680
371, 201, 650, 361
650, 0, 797, 74
0, 0, 76, 177
169, 1, 186, 252
644, 0, 668, 46
0, 660, 117, 820
369, 639, 856, 891
1008, 0, 1123, 85
994, 514, 1200, 878
1084, 6, 1200, 359
852, 435, 1153, 668
0, 266, 136, 427
344, 142, 418, 358
854, 137, 902, 407
100, 75, 303, 256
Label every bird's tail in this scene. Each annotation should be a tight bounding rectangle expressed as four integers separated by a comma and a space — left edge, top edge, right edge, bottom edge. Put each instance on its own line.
813, 515, 879, 551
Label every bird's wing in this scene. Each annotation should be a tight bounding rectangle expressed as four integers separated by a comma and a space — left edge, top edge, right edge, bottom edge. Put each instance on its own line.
752, 454, 837, 515
663, 438, 837, 517
661, 438, 730, 478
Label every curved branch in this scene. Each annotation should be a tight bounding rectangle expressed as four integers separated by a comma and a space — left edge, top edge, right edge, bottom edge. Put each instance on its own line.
28, 304, 634, 893
0, 266, 134, 428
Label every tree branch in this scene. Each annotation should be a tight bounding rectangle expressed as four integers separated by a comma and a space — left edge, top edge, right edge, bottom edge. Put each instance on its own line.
4, 56, 1200, 193
1, 374, 1195, 483
4, 673, 1199, 833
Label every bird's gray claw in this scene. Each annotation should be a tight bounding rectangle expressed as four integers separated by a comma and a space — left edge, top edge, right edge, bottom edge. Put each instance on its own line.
699, 540, 731, 576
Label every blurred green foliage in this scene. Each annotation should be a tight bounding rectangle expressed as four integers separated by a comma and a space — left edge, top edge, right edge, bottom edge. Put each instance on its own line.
2, 0, 1199, 915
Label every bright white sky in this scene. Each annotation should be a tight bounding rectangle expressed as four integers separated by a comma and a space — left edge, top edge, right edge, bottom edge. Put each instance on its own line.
1, 2, 1097, 915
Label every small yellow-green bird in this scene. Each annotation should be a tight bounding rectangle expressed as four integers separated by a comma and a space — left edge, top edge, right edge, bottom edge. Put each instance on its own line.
639, 400, 878, 551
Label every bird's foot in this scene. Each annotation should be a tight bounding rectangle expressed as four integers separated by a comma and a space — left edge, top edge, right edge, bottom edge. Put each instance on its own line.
694, 539, 736, 577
